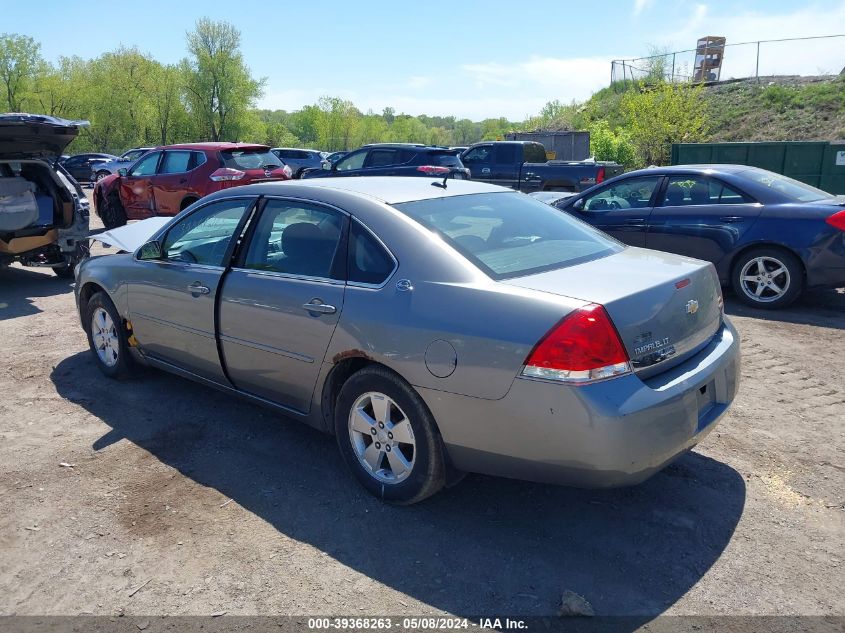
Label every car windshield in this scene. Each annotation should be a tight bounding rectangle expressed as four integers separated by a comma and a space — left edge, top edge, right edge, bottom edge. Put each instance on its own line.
220, 149, 282, 170
393, 192, 621, 279
742, 169, 833, 202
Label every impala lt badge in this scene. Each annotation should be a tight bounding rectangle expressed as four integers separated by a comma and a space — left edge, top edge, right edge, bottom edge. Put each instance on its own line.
686, 299, 700, 315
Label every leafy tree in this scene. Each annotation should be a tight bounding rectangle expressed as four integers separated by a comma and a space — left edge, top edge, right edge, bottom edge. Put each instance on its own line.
588, 120, 635, 166
0, 33, 43, 111
621, 81, 708, 167
182, 19, 263, 141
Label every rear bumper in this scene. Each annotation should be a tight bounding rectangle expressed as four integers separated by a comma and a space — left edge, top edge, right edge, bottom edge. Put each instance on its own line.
421, 318, 740, 488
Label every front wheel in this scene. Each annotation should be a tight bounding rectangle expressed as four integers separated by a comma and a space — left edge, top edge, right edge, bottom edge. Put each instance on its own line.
95, 170, 110, 182
83, 292, 135, 379
100, 192, 127, 229
334, 366, 446, 504
731, 247, 803, 309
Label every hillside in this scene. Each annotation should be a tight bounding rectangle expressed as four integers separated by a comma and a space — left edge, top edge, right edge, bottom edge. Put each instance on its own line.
703, 75, 845, 142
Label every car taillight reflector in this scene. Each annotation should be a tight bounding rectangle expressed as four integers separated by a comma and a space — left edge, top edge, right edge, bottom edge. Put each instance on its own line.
826, 209, 845, 232
210, 167, 246, 182
596, 166, 606, 184
282, 165, 293, 178
417, 165, 451, 175
522, 303, 631, 384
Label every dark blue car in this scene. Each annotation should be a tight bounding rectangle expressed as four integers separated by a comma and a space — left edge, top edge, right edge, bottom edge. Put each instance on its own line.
302, 143, 470, 180
553, 165, 845, 308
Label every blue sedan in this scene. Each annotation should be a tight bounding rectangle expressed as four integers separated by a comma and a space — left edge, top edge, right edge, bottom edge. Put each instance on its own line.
553, 165, 845, 308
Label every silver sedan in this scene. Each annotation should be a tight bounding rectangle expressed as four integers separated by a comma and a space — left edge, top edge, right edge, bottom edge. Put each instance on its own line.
75, 177, 740, 503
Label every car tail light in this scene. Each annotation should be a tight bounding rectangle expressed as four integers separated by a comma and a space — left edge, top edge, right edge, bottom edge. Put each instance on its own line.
596, 166, 606, 184
282, 165, 293, 179
522, 303, 631, 384
417, 165, 451, 176
210, 167, 246, 182
826, 209, 845, 232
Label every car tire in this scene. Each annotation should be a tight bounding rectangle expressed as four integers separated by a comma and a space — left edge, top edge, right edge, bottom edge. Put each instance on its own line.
731, 247, 803, 309
334, 366, 446, 504
51, 265, 75, 279
101, 192, 127, 229
83, 291, 135, 379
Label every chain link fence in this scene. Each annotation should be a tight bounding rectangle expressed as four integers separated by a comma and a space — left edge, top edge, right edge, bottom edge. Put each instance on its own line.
610, 34, 845, 91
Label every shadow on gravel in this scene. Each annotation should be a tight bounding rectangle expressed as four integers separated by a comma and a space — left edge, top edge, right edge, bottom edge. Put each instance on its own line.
52, 351, 746, 625
725, 287, 845, 330
0, 265, 74, 321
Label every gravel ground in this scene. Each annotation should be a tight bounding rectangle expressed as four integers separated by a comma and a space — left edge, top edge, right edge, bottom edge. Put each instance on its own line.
0, 199, 843, 621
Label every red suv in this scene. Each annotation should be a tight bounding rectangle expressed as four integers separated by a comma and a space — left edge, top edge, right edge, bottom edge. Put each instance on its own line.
93, 143, 292, 228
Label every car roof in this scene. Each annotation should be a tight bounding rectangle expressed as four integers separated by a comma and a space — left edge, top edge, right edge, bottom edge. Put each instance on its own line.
361, 143, 453, 151
271, 147, 320, 152
629, 164, 756, 176
223, 176, 507, 204
156, 142, 269, 151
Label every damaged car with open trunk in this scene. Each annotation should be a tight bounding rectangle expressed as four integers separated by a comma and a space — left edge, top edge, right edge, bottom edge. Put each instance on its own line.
0, 114, 90, 278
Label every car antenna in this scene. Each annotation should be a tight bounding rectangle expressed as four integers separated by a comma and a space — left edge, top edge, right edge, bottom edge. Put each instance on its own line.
431, 176, 448, 189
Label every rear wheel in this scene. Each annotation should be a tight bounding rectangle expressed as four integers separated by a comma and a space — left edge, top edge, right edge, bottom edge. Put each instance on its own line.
83, 292, 135, 379
100, 191, 127, 229
334, 366, 446, 504
731, 247, 803, 309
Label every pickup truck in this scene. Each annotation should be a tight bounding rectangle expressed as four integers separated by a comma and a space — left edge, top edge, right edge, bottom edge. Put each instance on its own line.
460, 141, 622, 193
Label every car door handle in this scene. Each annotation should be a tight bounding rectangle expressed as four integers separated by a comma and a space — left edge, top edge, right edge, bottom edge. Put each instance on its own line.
720, 216, 744, 223
625, 218, 646, 224
187, 282, 210, 295
302, 299, 336, 314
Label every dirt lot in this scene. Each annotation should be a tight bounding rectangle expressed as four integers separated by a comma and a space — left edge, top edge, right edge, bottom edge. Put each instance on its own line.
0, 198, 843, 621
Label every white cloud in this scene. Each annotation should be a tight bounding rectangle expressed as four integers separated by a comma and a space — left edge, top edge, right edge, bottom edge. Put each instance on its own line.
633, 0, 654, 16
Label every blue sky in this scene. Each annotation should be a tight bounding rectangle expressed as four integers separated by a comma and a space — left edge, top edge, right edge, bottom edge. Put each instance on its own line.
5, 0, 845, 120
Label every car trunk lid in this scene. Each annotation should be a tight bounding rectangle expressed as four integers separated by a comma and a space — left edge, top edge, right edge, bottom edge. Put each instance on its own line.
0, 114, 87, 160
503, 247, 723, 378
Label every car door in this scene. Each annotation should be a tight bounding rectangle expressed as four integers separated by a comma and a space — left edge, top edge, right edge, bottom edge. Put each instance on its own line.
646, 174, 763, 263
128, 196, 257, 382
564, 175, 664, 247
492, 144, 520, 189
219, 197, 347, 413
151, 149, 194, 215
461, 144, 494, 183
119, 151, 162, 218
61, 156, 86, 182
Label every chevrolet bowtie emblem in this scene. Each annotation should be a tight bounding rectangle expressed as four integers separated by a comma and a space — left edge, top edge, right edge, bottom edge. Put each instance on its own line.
686, 299, 700, 315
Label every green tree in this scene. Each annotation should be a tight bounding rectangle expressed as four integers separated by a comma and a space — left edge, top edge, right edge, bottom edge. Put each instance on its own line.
621, 81, 708, 167
0, 33, 43, 111
182, 19, 263, 141
588, 120, 635, 166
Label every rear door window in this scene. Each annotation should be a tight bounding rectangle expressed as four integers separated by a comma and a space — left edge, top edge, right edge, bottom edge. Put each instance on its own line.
662, 175, 753, 206
242, 199, 345, 279
494, 145, 518, 164
159, 151, 192, 174
347, 221, 395, 285
366, 149, 398, 167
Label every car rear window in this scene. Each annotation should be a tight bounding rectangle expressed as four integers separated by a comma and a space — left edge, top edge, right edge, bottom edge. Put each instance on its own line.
743, 169, 833, 202
424, 151, 463, 167
393, 192, 620, 279
221, 149, 282, 170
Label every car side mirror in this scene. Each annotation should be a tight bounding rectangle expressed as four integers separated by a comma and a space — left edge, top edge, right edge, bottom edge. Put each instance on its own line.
572, 198, 585, 211
137, 240, 162, 260
323, 162, 332, 170
118, 168, 128, 177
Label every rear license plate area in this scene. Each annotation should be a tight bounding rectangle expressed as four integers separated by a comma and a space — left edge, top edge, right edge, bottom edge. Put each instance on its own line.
696, 380, 717, 431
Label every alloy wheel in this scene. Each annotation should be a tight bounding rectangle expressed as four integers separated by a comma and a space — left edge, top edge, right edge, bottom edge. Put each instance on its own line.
739, 256, 791, 304
91, 307, 119, 367
348, 391, 416, 484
